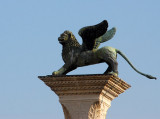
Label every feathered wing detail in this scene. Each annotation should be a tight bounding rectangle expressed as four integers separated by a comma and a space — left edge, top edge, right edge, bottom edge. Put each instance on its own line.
93, 27, 116, 49
78, 20, 108, 51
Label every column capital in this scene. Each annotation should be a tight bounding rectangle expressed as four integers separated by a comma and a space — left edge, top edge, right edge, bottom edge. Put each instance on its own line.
38, 74, 131, 119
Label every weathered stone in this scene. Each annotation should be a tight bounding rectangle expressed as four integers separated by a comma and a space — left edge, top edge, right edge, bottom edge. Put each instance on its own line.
38, 74, 130, 119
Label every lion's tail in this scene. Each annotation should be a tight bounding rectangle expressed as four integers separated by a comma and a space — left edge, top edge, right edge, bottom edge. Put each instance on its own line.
116, 49, 156, 79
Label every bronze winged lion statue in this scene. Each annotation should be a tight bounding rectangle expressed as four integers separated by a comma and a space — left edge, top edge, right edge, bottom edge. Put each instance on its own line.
52, 20, 156, 79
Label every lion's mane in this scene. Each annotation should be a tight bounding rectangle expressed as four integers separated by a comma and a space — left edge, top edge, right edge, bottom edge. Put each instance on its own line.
62, 31, 81, 63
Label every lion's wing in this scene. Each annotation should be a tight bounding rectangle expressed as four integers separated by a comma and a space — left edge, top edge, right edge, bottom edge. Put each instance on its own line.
93, 27, 116, 49
78, 20, 108, 51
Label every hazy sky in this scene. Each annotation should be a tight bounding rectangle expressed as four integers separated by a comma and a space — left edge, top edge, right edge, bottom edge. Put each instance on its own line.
0, 0, 160, 119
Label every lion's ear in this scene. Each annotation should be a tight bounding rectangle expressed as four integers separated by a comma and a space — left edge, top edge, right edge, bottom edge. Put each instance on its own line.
64, 30, 73, 39
68, 32, 71, 38
68, 32, 73, 39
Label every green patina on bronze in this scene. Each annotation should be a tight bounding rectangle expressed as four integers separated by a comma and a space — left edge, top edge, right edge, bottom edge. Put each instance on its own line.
52, 20, 156, 79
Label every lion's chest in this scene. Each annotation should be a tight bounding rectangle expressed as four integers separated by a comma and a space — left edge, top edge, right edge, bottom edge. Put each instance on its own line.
62, 47, 80, 64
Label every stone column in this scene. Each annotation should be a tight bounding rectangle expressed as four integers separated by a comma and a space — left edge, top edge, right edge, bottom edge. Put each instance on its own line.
38, 74, 130, 119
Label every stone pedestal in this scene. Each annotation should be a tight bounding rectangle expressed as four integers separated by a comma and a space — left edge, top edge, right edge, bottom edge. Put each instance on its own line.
38, 74, 130, 119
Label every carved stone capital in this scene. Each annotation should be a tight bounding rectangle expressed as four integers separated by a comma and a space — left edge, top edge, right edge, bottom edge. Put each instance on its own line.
39, 74, 130, 119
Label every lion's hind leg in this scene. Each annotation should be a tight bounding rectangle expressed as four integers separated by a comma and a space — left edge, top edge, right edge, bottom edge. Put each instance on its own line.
104, 57, 118, 76
104, 64, 112, 74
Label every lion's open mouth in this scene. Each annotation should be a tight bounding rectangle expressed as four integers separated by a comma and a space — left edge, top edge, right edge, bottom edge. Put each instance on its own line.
58, 37, 64, 43
59, 40, 64, 43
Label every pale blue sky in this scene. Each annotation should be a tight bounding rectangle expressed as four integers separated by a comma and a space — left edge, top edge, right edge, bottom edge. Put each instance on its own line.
0, 0, 160, 119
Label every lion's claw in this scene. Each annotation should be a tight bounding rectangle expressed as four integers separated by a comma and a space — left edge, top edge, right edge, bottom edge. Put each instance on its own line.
52, 71, 58, 76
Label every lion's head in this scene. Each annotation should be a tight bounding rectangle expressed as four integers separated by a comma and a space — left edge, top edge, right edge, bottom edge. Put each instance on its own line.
59, 30, 81, 63
58, 30, 80, 47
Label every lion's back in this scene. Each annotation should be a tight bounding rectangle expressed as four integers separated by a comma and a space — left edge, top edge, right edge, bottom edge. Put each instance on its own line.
97, 46, 117, 58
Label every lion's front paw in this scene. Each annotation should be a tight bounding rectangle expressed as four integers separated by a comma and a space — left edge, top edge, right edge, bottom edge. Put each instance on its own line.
52, 71, 59, 76
106, 72, 118, 77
